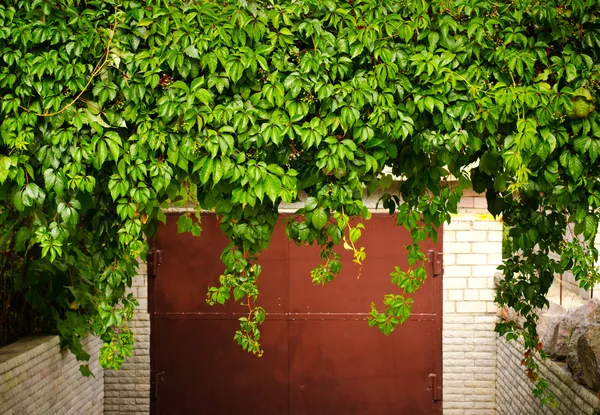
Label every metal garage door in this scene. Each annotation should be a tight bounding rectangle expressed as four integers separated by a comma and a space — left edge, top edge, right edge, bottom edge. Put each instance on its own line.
150, 213, 442, 414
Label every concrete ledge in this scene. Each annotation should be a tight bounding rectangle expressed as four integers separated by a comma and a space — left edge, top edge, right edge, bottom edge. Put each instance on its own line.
0, 335, 59, 373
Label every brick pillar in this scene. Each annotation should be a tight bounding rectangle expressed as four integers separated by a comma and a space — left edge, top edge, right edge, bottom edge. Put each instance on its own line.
442, 192, 503, 415
104, 262, 150, 415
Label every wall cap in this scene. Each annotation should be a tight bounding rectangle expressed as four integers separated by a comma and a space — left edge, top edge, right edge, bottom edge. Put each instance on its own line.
0, 335, 59, 375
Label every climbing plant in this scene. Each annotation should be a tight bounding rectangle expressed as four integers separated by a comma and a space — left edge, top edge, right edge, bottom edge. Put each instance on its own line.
1, 0, 599, 401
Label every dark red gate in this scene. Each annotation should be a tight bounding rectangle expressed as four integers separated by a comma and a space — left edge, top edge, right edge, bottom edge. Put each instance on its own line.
150, 213, 442, 414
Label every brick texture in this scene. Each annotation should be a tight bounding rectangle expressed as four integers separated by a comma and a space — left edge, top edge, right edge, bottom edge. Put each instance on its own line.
104, 263, 150, 415
0, 335, 103, 415
443, 194, 503, 415
496, 337, 600, 415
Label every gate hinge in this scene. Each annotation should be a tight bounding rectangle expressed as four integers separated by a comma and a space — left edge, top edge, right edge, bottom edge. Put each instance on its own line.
148, 246, 162, 278
429, 373, 442, 401
151, 371, 164, 400
428, 250, 443, 278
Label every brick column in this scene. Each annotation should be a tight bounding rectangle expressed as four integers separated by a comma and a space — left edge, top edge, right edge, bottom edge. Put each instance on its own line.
104, 262, 150, 415
442, 192, 503, 415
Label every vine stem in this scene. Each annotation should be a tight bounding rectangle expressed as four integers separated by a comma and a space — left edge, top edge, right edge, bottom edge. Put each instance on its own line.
25, 8, 120, 117
246, 293, 253, 314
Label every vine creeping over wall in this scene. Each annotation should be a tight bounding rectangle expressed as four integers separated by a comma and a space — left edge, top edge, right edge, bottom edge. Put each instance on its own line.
0, 0, 599, 400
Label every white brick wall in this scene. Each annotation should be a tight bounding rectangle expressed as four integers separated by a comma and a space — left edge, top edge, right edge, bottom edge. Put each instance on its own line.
497, 338, 600, 415
104, 261, 150, 415
0, 335, 103, 415
443, 193, 503, 415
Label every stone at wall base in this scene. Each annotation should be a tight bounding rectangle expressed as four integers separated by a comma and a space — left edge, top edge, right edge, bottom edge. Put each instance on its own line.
564, 299, 600, 381
537, 303, 567, 355
576, 324, 600, 392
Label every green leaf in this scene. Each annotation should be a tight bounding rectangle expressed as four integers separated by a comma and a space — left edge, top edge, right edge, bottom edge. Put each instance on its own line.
568, 155, 584, 179
195, 89, 213, 105
311, 207, 328, 230
265, 174, 281, 203
22, 183, 45, 206
137, 18, 154, 27
379, 174, 393, 190
213, 159, 224, 185
184, 45, 200, 59
199, 158, 213, 184
305, 197, 318, 211
349, 226, 362, 244
584, 214, 598, 239
103, 132, 122, 161
170, 81, 189, 92
566, 64, 577, 82
177, 215, 192, 233
428, 31, 440, 51
79, 364, 93, 377
96, 140, 108, 167
266, 164, 285, 176
574, 136, 591, 154
0, 157, 13, 183
12, 190, 24, 211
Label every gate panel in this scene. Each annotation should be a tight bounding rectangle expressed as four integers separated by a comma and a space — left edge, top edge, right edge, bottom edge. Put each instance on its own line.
150, 213, 442, 414
152, 319, 289, 415
288, 320, 439, 415
151, 216, 290, 414
287, 215, 441, 414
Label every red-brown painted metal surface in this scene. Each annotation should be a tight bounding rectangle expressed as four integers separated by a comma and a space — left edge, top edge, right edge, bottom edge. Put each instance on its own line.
150, 213, 442, 415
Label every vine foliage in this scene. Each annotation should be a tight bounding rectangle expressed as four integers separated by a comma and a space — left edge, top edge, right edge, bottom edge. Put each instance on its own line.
1, 0, 599, 399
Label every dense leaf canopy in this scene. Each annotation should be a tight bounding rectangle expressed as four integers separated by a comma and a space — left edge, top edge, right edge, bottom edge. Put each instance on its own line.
1, 0, 599, 397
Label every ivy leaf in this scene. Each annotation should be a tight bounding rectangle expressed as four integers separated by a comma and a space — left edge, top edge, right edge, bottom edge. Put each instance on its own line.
213, 159, 224, 186
305, 197, 318, 211
266, 164, 285, 176
157, 209, 167, 224
201, 53, 218, 73
43, 168, 56, 188
22, 183, 45, 206
184, 45, 200, 59
79, 364, 93, 377
170, 81, 189, 92
195, 89, 213, 105
0, 157, 13, 183
177, 215, 192, 233
424, 96, 435, 113
584, 214, 598, 239
379, 174, 393, 190
199, 158, 213, 184
105, 138, 121, 161
265, 174, 281, 203
311, 207, 328, 230
96, 140, 108, 167
568, 155, 584, 179
574, 136, 591, 154
590, 141, 600, 163
428, 31, 440, 51
566, 64, 577, 82
12, 190, 25, 211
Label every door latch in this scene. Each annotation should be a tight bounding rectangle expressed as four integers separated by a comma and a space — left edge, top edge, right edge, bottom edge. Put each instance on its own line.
428, 250, 443, 278
429, 373, 442, 401
148, 246, 162, 278
151, 371, 164, 400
